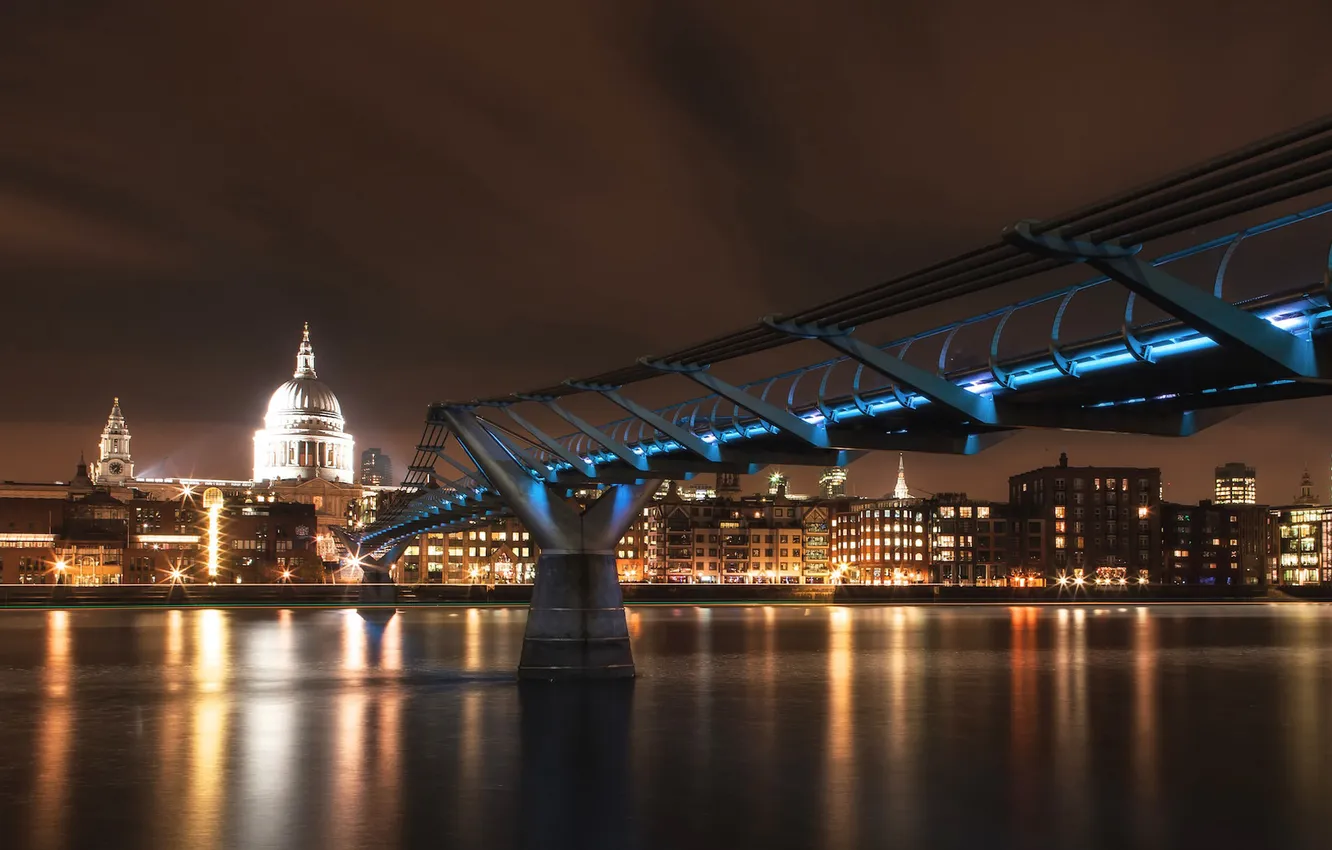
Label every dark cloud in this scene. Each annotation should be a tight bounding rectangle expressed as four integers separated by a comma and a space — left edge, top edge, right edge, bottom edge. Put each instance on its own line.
2, 0, 1332, 501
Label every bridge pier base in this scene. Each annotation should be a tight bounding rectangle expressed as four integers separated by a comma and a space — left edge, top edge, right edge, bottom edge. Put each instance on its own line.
357, 578, 397, 605
520, 552, 634, 680
437, 407, 662, 681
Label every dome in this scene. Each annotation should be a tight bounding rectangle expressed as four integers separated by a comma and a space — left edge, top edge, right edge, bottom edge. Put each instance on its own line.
266, 377, 343, 422
253, 323, 356, 485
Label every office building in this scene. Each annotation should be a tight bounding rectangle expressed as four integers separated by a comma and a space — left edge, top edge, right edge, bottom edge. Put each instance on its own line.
1214, 462, 1257, 505
359, 448, 393, 486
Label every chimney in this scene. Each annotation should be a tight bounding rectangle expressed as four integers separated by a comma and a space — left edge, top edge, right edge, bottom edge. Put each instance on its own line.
1058, 452, 1069, 468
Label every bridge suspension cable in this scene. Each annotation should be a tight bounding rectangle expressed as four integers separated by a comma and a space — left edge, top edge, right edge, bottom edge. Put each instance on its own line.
565, 112, 1332, 384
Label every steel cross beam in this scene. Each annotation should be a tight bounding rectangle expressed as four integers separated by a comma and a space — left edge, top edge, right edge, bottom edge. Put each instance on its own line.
763, 317, 1000, 424
1004, 221, 1319, 378
417, 442, 487, 489
516, 394, 650, 472
564, 380, 723, 463
637, 358, 830, 447
497, 405, 596, 478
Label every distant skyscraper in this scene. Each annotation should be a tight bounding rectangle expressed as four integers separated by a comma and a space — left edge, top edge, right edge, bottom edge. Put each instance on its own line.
768, 470, 788, 496
892, 453, 910, 500
819, 466, 848, 498
1214, 462, 1257, 505
359, 447, 393, 486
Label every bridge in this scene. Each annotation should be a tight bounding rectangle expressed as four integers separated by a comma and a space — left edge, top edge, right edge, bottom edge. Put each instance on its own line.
352, 113, 1332, 679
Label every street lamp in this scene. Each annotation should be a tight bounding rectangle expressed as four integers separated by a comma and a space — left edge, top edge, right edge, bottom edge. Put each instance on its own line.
54, 558, 67, 584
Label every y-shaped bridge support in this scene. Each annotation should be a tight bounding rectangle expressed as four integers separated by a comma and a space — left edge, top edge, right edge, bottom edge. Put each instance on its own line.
331, 528, 411, 604
439, 406, 661, 679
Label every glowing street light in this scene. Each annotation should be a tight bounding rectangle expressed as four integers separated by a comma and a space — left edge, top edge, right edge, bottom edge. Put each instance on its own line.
1073, 575, 1085, 587
202, 487, 224, 582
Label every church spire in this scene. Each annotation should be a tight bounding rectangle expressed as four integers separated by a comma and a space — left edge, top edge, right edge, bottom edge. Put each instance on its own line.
892, 452, 910, 499
95, 397, 132, 485
294, 321, 317, 378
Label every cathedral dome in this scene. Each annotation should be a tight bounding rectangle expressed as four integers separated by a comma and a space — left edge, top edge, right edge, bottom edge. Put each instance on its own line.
266, 377, 343, 425
253, 323, 355, 484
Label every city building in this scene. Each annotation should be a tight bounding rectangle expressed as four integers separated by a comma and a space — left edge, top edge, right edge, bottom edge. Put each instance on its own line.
0, 470, 319, 584
92, 398, 133, 486
819, 466, 848, 498
252, 323, 355, 484
359, 448, 394, 486
1008, 452, 1162, 583
398, 516, 538, 584
927, 493, 1009, 585
767, 470, 789, 496
833, 497, 928, 584
1214, 462, 1257, 505
1161, 501, 1270, 585
1272, 505, 1332, 585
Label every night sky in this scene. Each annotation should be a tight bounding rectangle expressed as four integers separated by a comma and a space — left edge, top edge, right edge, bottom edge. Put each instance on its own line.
4, 1, 1332, 502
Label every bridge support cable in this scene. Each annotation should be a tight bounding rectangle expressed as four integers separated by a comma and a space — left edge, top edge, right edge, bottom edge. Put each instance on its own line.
468, 415, 562, 482
1004, 221, 1320, 379
439, 406, 660, 680
418, 441, 488, 491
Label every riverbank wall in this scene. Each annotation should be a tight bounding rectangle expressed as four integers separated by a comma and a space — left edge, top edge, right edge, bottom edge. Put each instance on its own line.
0, 582, 1329, 608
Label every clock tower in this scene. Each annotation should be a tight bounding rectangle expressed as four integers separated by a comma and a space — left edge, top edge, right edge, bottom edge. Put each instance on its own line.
95, 397, 134, 486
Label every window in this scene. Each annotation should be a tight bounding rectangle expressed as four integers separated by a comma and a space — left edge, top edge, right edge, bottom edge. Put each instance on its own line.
977, 506, 990, 519
1054, 506, 1066, 519
960, 506, 973, 518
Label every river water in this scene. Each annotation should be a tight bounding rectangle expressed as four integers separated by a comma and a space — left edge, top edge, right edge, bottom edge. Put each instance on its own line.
0, 604, 1329, 849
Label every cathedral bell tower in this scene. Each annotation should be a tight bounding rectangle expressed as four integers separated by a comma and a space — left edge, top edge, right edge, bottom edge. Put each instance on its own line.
95, 397, 134, 485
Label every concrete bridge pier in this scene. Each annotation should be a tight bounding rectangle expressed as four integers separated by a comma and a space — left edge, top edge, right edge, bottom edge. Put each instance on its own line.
518, 487, 658, 680
439, 406, 660, 680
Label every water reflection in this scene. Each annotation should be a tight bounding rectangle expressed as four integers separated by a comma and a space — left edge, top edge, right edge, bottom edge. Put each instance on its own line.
5, 605, 1332, 850
822, 607, 854, 849
1131, 608, 1162, 849
188, 610, 229, 848
519, 682, 633, 849
31, 611, 71, 850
